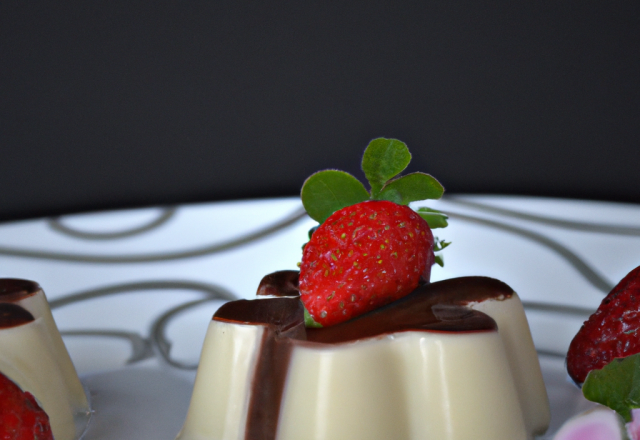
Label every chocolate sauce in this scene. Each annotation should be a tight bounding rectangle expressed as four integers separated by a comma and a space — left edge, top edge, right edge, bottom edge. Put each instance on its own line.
256, 271, 300, 298
214, 272, 514, 440
307, 277, 509, 343
215, 297, 303, 329
216, 298, 305, 440
0, 279, 41, 303
0, 303, 35, 328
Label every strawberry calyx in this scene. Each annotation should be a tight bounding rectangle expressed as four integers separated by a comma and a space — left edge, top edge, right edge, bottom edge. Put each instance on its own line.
301, 138, 449, 261
301, 138, 446, 224
304, 307, 322, 328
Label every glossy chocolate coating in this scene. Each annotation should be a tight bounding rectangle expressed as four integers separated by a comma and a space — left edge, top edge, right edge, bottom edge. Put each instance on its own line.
307, 276, 510, 343
0, 279, 39, 328
0, 303, 35, 328
255, 270, 300, 298
0, 278, 41, 303
218, 272, 512, 343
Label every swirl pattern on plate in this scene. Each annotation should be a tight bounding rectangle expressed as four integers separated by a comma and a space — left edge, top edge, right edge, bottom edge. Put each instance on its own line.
0, 196, 638, 439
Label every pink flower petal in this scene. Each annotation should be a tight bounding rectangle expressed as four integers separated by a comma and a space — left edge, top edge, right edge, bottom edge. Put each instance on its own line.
554, 407, 626, 440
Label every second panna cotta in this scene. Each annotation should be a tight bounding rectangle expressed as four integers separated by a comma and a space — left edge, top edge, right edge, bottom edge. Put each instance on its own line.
0, 279, 90, 440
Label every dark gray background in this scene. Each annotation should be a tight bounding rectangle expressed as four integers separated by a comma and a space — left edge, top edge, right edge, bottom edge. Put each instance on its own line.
1, 2, 639, 222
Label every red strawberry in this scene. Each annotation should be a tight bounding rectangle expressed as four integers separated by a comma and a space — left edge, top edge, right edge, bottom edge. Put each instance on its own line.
299, 200, 434, 327
567, 265, 640, 384
0, 372, 54, 440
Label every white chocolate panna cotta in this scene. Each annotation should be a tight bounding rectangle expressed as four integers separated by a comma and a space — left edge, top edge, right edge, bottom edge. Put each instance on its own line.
176, 272, 550, 440
0, 279, 91, 440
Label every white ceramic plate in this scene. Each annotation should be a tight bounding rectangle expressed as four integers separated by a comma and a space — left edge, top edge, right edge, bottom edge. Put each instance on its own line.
1, 195, 639, 439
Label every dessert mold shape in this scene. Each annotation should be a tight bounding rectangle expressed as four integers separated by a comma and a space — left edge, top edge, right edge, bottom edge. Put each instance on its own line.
176, 274, 550, 440
468, 291, 550, 435
0, 279, 90, 440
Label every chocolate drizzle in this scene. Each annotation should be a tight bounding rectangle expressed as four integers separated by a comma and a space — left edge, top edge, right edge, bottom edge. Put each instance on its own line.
213, 272, 514, 440
0, 303, 35, 328
256, 270, 300, 298
0, 279, 39, 328
0, 279, 41, 302
216, 298, 305, 440
307, 276, 510, 343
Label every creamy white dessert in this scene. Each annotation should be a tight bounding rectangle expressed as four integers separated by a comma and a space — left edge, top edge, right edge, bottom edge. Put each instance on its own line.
176, 273, 550, 440
0, 279, 90, 440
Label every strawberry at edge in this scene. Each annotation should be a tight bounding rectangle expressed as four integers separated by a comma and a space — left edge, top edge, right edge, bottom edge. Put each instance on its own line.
299, 200, 434, 327
0, 371, 54, 440
567, 264, 640, 384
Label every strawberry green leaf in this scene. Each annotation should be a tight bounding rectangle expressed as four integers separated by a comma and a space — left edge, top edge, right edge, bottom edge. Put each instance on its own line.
583, 353, 640, 423
304, 306, 323, 328
416, 207, 449, 229
362, 138, 411, 198
434, 238, 451, 252
301, 170, 370, 223
433, 236, 450, 267
301, 226, 319, 250
377, 173, 444, 205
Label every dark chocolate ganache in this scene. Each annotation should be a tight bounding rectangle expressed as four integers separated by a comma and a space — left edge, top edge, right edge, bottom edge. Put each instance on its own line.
213, 271, 514, 440
256, 270, 300, 298
0, 279, 41, 303
0, 279, 39, 329
0, 303, 35, 329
